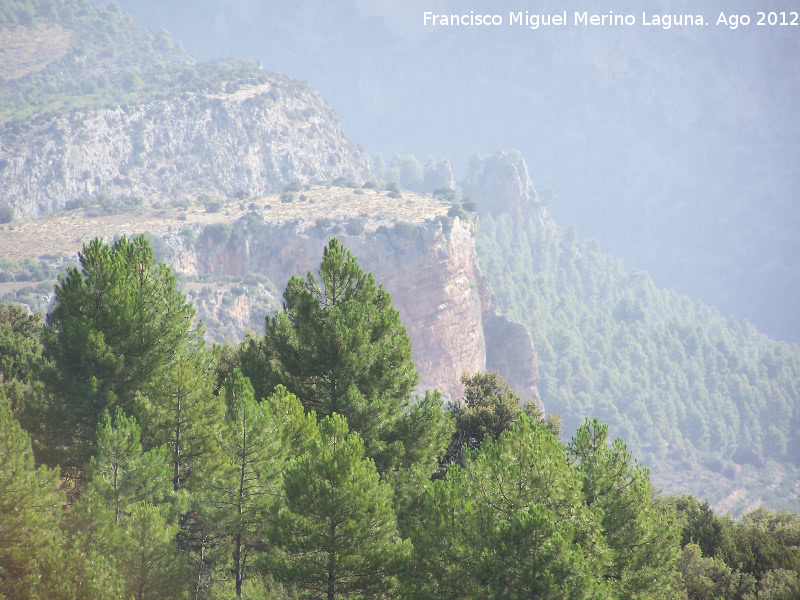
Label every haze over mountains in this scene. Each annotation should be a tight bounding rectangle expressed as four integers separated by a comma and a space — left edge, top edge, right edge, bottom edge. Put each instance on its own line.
110, 0, 800, 345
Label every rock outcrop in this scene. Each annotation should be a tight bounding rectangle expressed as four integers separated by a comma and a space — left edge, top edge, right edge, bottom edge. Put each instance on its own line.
462, 151, 548, 225
0, 76, 370, 220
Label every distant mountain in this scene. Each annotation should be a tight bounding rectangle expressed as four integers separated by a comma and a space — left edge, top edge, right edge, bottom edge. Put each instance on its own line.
467, 152, 800, 515
0, 0, 369, 221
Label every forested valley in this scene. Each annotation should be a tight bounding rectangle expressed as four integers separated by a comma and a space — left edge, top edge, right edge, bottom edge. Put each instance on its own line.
472, 205, 800, 515
2, 235, 800, 600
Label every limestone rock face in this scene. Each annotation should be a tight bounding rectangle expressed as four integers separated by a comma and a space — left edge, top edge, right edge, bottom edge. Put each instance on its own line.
0, 77, 370, 220
463, 151, 548, 223
484, 314, 541, 409
423, 158, 457, 191
188, 216, 539, 406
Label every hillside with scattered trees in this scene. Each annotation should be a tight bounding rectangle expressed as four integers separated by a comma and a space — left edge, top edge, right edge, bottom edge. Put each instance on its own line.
1, 2, 800, 597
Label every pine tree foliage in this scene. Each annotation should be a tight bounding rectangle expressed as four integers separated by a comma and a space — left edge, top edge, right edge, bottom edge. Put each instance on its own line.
409, 414, 609, 600
139, 351, 222, 492
569, 418, 681, 598
4, 229, 800, 599
241, 237, 447, 474
0, 391, 63, 599
201, 369, 285, 597
0, 303, 55, 464
475, 211, 800, 510
0, 304, 45, 412
58, 491, 127, 600
274, 413, 410, 600
118, 501, 188, 600
87, 407, 175, 522
44, 235, 197, 468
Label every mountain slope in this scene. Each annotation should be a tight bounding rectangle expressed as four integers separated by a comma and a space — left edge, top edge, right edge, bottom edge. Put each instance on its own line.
0, 0, 369, 221
468, 152, 800, 515
1, 1, 799, 516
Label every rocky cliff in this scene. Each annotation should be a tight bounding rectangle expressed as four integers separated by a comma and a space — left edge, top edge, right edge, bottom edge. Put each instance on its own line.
0, 0, 541, 409
0, 73, 370, 220
172, 212, 541, 408
462, 151, 549, 224
0, 1, 370, 222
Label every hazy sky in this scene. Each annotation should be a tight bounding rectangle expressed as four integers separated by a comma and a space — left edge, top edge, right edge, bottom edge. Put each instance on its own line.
112, 0, 800, 343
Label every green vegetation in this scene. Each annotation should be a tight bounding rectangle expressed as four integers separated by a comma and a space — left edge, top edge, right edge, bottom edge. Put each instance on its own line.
2, 235, 799, 599
0, 0, 276, 121
0, 391, 63, 600
43, 235, 198, 470
475, 211, 800, 513
237, 238, 448, 474
274, 413, 410, 599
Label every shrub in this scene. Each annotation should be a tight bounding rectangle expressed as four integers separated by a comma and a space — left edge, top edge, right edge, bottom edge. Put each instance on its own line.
346, 217, 366, 236
333, 176, 359, 189
283, 181, 302, 193
462, 197, 478, 212
0, 203, 13, 224
65, 196, 92, 211
393, 221, 419, 239
199, 223, 232, 246
433, 187, 457, 201
435, 215, 454, 234
448, 206, 470, 221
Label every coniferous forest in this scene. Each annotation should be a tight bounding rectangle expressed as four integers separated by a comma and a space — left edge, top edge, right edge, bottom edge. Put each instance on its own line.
473, 210, 800, 513
2, 235, 800, 600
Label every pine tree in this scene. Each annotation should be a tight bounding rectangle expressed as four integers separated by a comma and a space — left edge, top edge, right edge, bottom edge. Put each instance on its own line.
0, 304, 57, 466
0, 304, 45, 412
274, 413, 410, 600
118, 502, 188, 600
0, 391, 63, 599
58, 491, 127, 600
569, 418, 682, 598
201, 370, 285, 597
242, 238, 449, 473
410, 414, 608, 600
139, 351, 223, 492
44, 236, 196, 469
87, 408, 175, 522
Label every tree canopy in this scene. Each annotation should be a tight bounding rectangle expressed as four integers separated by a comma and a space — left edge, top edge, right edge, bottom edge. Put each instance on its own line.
1, 235, 798, 599
44, 235, 197, 468
239, 238, 449, 474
